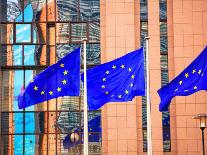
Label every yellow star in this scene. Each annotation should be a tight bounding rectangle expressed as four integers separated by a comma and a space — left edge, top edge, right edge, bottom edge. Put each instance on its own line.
185, 73, 189, 78
175, 88, 178, 92
30, 79, 34, 83
101, 85, 106, 89
198, 70, 202, 74
57, 87, 62, 92
121, 65, 125, 69
179, 81, 182, 85
34, 86, 38, 90
131, 75, 135, 79
194, 86, 197, 90
192, 69, 196, 74
130, 83, 133, 87
60, 63, 64, 67
49, 91, 53, 95
184, 90, 188, 92
128, 68, 132, 72
118, 95, 122, 98
62, 80, 67, 84
102, 78, 106, 82
105, 91, 109, 94
112, 65, 116, 69
41, 91, 45, 95
63, 70, 68, 75
125, 90, 129, 94
105, 71, 110, 74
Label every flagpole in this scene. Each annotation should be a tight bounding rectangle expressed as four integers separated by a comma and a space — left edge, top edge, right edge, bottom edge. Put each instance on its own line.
145, 36, 152, 155
82, 38, 88, 155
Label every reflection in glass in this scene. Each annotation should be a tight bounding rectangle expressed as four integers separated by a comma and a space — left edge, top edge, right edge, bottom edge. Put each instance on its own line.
56, 23, 70, 43
160, 1, 167, 20
57, 0, 78, 21
71, 23, 87, 42
160, 36, 168, 53
80, 0, 100, 21
140, 2, 148, 21
89, 22, 100, 42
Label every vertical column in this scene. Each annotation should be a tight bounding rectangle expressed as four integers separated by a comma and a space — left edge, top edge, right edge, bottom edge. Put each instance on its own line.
101, 0, 139, 154
172, 0, 207, 154
148, 0, 163, 154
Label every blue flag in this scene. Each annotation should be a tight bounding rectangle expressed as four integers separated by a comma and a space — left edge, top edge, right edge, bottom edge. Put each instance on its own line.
18, 48, 81, 109
81, 47, 145, 110
158, 46, 207, 111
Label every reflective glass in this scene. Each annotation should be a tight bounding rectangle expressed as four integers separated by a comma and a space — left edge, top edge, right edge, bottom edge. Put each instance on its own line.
71, 23, 87, 42
160, 36, 168, 53
160, 55, 168, 70
160, 2, 167, 20
80, 0, 100, 21
89, 22, 100, 42
57, 0, 78, 21
56, 23, 70, 43
140, 2, 148, 21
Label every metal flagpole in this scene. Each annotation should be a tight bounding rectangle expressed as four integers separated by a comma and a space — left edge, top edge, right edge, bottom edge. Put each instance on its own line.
145, 36, 153, 155
82, 38, 88, 155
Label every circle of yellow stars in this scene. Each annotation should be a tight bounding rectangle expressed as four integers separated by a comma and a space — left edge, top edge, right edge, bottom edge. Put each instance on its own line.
101, 64, 135, 99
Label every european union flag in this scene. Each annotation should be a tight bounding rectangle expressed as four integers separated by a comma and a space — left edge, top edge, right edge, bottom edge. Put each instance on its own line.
18, 48, 81, 109
82, 47, 145, 110
158, 46, 207, 111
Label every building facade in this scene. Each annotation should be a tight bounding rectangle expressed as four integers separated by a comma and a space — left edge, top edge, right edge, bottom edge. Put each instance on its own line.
0, 0, 207, 154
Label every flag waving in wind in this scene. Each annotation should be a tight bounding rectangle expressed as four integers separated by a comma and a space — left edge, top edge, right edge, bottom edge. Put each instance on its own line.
81, 47, 145, 110
18, 47, 81, 109
158, 46, 207, 111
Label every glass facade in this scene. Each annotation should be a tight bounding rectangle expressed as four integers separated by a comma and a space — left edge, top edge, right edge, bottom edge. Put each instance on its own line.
0, 0, 101, 154
159, 0, 171, 152
140, 0, 148, 152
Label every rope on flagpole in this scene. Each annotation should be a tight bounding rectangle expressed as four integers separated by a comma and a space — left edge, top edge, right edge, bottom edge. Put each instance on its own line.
145, 36, 153, 155
82, 38, 88, 155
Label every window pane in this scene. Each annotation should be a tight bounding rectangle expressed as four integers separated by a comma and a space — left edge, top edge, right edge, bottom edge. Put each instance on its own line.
140, 2, 148, 21
160, 22, 167, 36
89, 22, 100, 42
57, 0, 78, 21
57, 112, 81, 133
71, 23, 87, 42
0, 24, 13, 44
56, 23, 70, 43
160, 36, 168, 53
0, 1, 21, 22
161, 69, 169, 87
141, 22, 148, 47
0, 45, 13, 66
80, 0, 100, 21
160, 55, 168, 70
160, 2, 167, 20
16, 24, 31, 43
86, 44, 100, 65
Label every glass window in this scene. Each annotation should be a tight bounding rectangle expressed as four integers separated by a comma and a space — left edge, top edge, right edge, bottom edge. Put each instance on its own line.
160, 1, 167, 20
140, 2, 148, 21
71, 23, 87, 42
80, 0, 100, 21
